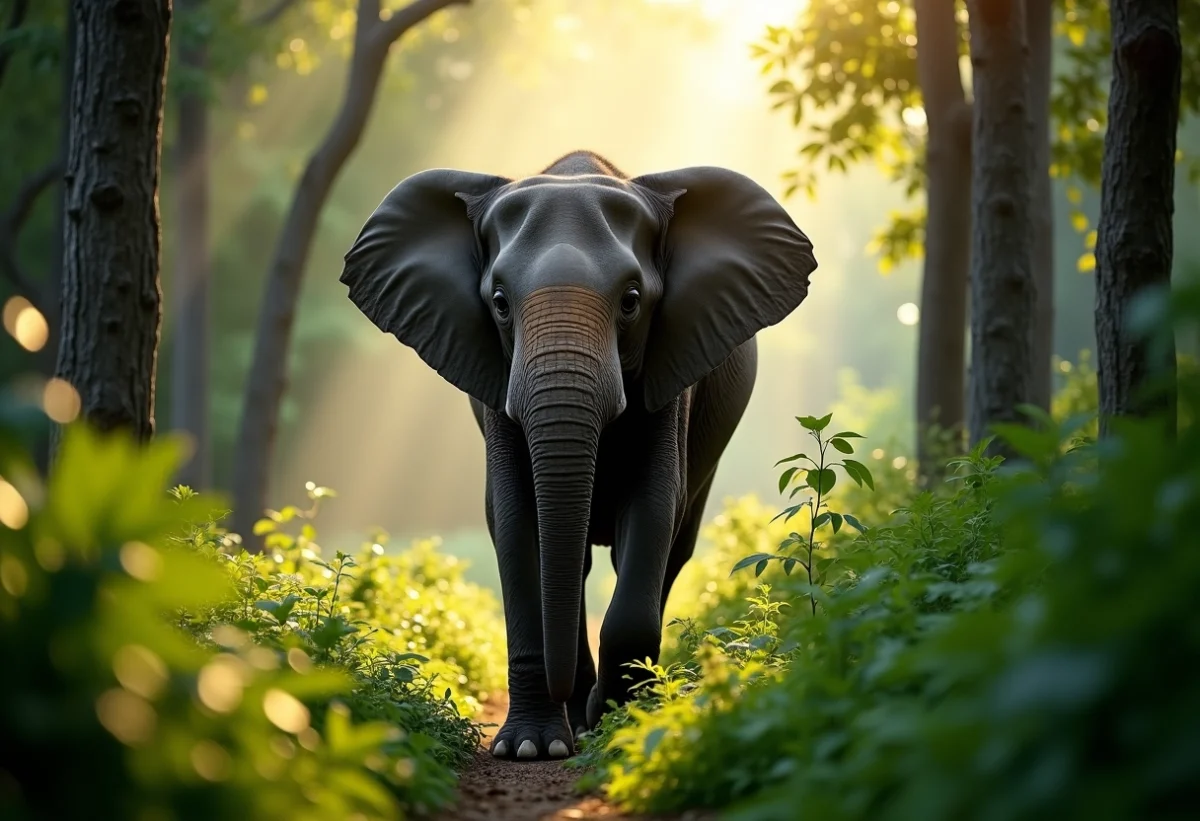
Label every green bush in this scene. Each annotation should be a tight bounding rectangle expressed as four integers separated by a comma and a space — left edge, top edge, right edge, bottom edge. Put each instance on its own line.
0, 416, 504, 821
576, 285, 1200, 820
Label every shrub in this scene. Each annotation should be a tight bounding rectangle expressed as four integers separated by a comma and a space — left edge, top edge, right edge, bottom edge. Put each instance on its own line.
0, 417, 504, 821
578, 301, 1200, 821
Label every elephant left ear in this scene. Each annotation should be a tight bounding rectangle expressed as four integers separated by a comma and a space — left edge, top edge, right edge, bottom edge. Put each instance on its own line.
632, 166, 817, 412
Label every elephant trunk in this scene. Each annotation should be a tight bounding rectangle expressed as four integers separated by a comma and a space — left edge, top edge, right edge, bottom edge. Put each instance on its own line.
527, 400, 601, 703
509, 285, 623, 703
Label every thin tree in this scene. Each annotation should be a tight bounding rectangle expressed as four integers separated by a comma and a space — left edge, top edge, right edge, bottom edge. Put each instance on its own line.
230, 0, 469, 544
912, 0, 972, 467
54, 0, 172, 445
169, 0, 302, 489
171, 0, 211, 486
0, 0, 64, 337
1094, 0, 1181, 436
965, 0, 1035, 452
1025, 0, 1054, 413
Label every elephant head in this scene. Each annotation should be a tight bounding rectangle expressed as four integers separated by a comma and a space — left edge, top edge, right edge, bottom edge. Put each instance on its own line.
340, 163, 816, 703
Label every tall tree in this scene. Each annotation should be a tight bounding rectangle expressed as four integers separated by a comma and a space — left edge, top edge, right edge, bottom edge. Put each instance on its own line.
230, 0, 470, 544
912, 0, 972, 469
54, 0, 172, 445
965, 0, 1035, 450
758, 0, 1058, 476
1026, 0, 1054, 412
1094, 0, 1181, 435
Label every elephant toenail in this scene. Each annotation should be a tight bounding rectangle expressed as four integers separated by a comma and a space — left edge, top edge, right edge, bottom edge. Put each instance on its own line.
548, 740, 570, 757
517, 740, 538, 758
492, 740, 508, 757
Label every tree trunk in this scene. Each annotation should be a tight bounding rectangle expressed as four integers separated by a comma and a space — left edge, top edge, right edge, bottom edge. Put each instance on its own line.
230, 0, 468, 545
54, 0, 171, 448
171, 0, 211, 487
913, 0, 972, 477
1026, 0, 1055, 412
966, 0, 1035, 453
1094, 0, 1181, 436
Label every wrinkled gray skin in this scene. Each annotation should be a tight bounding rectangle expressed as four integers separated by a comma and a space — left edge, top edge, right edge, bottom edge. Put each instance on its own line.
341, 150, 816, 760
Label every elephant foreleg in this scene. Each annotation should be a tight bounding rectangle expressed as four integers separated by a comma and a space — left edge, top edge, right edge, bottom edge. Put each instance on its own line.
586, 473, 681, 728
484, 413, 573, 760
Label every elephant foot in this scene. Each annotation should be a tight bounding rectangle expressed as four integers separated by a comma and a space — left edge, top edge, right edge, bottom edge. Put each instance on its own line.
567, 674, 596, 742
490, 700, 573, 760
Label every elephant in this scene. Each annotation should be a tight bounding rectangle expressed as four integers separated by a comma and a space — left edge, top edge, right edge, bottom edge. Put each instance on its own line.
340, 150, 817, 761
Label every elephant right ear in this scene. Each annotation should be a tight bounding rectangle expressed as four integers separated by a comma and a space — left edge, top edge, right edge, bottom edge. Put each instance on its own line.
340, 168, 513, 411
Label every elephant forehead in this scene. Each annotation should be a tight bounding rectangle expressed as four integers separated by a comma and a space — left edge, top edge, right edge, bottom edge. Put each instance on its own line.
482, 180, 660, 244
494, 239, 638, 293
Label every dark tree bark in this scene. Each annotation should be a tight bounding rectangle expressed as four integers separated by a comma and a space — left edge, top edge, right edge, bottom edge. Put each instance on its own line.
1094, 0, 1181, 436
913, 0, 972, 476
966, 0, 1035, 453
231, 0, 469, 545
54, 0, 171, 447
1026, 0, 1055, 412
171, 0, 212, 487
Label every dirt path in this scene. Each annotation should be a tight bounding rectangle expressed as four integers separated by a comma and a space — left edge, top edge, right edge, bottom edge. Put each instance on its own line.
432, 694, 714, 821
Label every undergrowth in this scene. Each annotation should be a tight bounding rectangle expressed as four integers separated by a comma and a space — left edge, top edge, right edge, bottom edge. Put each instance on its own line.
574, 289, 1200, 819
0, 413, 506, 820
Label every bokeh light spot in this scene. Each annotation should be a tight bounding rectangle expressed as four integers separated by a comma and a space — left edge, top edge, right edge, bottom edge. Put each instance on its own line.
113, 645, 169, 700
0, 477, 30, 530
42, 377, 81, 424
96, 688, 156, 745
197, 654, 248, 714
263, 688, 310, 734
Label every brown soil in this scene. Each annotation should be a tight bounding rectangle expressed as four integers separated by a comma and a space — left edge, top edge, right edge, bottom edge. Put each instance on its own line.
431, 694, 714, 821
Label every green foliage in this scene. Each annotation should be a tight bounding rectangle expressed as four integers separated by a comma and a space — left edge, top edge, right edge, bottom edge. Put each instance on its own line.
758, 0, 1200, 273
0, 409, 505, 820
575, 295, 1200, 819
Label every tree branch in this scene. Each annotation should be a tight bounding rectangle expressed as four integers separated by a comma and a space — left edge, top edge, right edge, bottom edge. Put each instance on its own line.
0, 160, 61, 312
0, 0, 31, 91
249, 0, 302, 27
369, 0, 470, 50
4, 160, 62, 232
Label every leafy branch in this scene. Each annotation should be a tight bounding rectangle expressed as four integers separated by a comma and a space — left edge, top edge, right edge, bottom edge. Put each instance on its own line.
732, 413, 875, 616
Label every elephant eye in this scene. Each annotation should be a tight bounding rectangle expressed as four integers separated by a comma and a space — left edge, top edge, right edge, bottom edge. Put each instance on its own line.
492, 287, 510, 319
620, 287, 640, 317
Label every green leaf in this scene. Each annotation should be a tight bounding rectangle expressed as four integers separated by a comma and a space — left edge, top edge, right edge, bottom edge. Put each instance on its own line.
813, 511, 831, 529
843, 514, 868, 533
782, 558, 797, 575
778, 466, 800, 494
643, 727, 668, 757
843, 459, 875, 490
311, 615, 357, 651
830, 431, 864, 439
789, 483, 811, 499
731, 553, 774, 575
755, 559, 769, 577
830, 438, 854, 454
796, 413, 832, 432
253, 518, 277, 535
774, 452, 811, 466
807, 468, 837, 495
829, 512, 843, 533
771, 504, 806, 524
